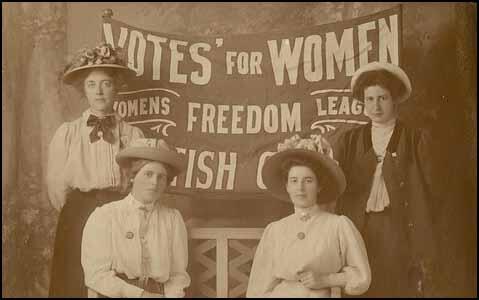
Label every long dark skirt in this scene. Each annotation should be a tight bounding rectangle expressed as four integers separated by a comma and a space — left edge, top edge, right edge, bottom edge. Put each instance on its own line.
49, 189, 123, 298
358, 207, 423, 298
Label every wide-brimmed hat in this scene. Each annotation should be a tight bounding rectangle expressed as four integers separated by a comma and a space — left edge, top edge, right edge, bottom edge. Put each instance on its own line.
63, 43, 137, 85
261, 134, 346, 204
116, 138, 187, 177
351, 62, 412, 103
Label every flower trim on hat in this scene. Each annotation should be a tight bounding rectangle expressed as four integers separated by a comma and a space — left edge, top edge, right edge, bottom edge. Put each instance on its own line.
277, 134, 337, 163
64, 43, 126, 74
128, 138, 176, 152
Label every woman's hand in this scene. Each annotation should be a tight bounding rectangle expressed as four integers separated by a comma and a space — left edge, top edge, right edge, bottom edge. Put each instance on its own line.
297, 270, 328, 290
141, 290, 164, 298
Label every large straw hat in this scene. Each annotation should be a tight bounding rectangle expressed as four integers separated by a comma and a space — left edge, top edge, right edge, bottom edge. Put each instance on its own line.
116, 138, 186, 177
261, 135, 346, 204
63, 42, 136, 85
351, 62, 412, 103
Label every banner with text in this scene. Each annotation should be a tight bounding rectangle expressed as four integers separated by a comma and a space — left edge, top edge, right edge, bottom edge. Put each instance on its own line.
102, 6, 402, 199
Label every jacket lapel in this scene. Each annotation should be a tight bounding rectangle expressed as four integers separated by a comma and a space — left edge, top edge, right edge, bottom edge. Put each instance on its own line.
350, 124, 377, 187
383, 120, 408, 196
386, 119, 403, 155
354, 121, 405, 189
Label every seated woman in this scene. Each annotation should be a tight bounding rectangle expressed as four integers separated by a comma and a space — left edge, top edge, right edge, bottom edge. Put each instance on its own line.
247, 134, 371, 298
81, 138, 191, 298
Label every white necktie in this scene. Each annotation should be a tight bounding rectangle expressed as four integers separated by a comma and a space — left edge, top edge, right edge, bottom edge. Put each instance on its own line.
139, 207, 152, 283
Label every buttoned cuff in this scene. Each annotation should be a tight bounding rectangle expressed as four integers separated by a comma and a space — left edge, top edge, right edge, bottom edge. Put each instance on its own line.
123, 283, 144, 298
337, 268, 369, 295
323, 272, 347, 288
164, 290, 184, 298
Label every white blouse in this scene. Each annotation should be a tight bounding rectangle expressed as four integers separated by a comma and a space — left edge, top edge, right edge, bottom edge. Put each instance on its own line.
47, 109, 144, 210
247, 206, 371, 298
81, 194, 191, 298
366, 119, 396, 212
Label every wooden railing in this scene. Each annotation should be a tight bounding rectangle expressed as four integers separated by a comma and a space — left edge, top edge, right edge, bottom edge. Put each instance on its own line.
188, 227, 341, 298
188, 227, 265, 298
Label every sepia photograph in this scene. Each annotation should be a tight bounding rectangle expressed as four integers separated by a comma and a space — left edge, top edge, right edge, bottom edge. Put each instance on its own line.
2, 2, 477, 298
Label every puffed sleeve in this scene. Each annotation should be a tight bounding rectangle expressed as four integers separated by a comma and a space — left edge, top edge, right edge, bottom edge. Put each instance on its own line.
329, 129, 348, 167
164, 209, 191, 298
81, 207, 144, 298
47, 123, 72, 211
326, 130, 348, 213
415, 130, 439, 209
414, 130, 441, 282
337, 215, 371, 295
246, 223, 280, 298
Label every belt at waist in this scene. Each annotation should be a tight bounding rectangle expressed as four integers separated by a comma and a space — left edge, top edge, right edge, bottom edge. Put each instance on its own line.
117, 273, 165, 295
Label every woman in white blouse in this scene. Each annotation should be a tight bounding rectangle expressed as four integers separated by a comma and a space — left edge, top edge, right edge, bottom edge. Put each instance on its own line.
82, 138, 190, 298
247, 134, 371, 298
48, 43, 144, 297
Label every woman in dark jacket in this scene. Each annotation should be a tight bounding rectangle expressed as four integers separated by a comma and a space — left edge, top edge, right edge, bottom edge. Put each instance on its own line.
333, 62, 439, 297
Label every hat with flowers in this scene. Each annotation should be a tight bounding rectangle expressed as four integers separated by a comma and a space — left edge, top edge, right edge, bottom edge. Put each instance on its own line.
261, 134, 346, 204
63, 42, 136, 84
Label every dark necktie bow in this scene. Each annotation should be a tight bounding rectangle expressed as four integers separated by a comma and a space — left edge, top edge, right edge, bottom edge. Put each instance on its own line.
86, 114, 116, 144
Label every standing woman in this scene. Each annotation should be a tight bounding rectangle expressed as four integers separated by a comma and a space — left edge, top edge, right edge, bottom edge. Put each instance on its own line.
247, 134, 371, 298
48, 43, 144, 297
333, 62, 438, 297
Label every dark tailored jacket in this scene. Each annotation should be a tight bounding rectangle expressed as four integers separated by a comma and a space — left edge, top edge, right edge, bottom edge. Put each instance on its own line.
332, 120, 439, 273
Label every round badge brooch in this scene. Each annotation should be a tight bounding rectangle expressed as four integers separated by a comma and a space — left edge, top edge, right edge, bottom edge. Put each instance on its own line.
297, 232, 306, 240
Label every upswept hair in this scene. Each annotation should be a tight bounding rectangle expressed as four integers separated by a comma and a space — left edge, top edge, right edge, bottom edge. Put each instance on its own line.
353, 69, 406, 102
119, 158, 175, 194
279, 155, 322, 185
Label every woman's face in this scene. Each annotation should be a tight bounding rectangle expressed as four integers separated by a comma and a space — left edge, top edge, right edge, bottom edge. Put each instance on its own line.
84, 69, 116, 115
131, 161, 169, 205
363, 85, 398, 124
286, 165, 319, 209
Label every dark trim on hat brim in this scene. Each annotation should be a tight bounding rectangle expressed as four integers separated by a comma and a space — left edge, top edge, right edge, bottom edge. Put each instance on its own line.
63, 64, 137, 85
115, 147, 187, 177
261, 149, 346, 204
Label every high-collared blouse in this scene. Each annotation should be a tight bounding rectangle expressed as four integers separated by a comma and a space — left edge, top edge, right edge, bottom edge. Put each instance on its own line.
366, 119, 397, 212
247, 206, 371, 298
47, 109, 144, 208
81, 194, 191, 298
